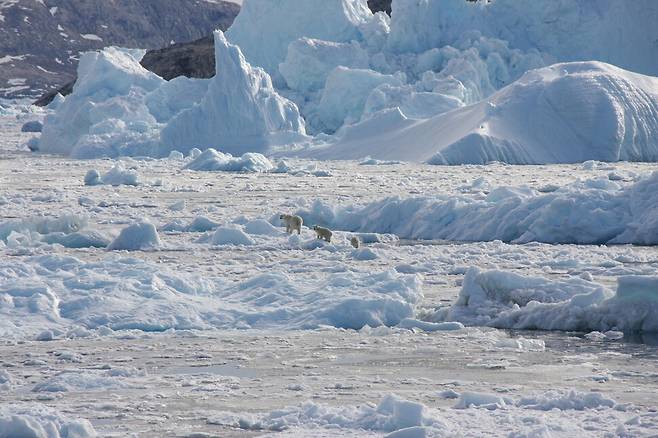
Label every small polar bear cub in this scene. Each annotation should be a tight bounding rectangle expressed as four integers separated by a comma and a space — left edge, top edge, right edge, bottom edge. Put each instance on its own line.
313, 225, 332, 242
350, 236, 361, 249
280, 214, 303, 235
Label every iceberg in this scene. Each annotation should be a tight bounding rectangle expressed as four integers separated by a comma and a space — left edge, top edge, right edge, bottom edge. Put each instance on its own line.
312, 62, 658, 164
161, 31, 306, 156
226, 0, 375, 81
35, 0, 658, 165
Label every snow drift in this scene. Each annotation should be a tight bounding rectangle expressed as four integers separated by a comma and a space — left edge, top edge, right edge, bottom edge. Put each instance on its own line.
184, 148, 274, 173
296, 171, 658, 245
214, 389, 623, 436
435, 267, 658, 333
0, 215, 110, 249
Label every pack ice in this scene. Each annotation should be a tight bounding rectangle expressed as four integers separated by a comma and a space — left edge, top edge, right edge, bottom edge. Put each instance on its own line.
34, 0, 658, 164
434, 268, 658, 333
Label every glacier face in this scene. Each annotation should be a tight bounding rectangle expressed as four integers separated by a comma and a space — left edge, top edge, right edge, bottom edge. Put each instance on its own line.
225, 0, 376, 83
36, 0, 658, 164
386, 0, 658, 77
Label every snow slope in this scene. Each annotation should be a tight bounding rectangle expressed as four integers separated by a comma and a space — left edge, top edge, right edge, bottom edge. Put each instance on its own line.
308, 62, 658, 164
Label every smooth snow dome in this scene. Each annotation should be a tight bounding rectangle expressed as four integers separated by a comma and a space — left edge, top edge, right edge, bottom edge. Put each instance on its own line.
296, 171, 658, 245
107, 221, 161, 251
211, 226, 256, 246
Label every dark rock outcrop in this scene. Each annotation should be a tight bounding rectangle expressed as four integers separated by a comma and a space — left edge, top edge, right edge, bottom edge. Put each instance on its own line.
368, 0, 392, 14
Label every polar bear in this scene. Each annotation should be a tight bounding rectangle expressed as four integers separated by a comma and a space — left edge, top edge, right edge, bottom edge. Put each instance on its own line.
350, 236, 361, 249
280, 214, 303, 235
313, 225, 333, 242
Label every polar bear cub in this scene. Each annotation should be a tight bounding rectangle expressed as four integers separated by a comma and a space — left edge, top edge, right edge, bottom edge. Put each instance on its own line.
280, 214, 303, 235
350, 236, 361, 249
313, 225, 333, 242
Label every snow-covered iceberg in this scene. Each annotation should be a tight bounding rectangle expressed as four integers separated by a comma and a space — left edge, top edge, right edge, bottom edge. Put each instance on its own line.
38, 31, 305, 158
311, 62, 658, 163
161, 31, 306, 156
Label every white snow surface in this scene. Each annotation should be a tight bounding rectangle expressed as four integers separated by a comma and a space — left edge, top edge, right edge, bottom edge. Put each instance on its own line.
0, 252, 421, 340
2, 111, 658, 436
0, 405, 96, 438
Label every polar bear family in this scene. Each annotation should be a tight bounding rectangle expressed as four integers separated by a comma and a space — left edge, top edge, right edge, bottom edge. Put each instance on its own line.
280, 213, 360, 248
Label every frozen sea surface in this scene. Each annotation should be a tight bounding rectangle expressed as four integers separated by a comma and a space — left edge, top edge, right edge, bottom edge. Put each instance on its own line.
1, 111, 657, 436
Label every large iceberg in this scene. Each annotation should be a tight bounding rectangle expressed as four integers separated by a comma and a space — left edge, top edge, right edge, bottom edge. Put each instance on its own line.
387, 0, 658, 77
311, 62, 658, 163
36, 0, 658, 164
161, 32, 306, 155
38, 47, 164, 157
38, 31, 306, 158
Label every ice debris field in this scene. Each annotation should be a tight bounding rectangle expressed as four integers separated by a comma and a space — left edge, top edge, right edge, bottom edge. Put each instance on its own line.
2, 0, 658, 436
